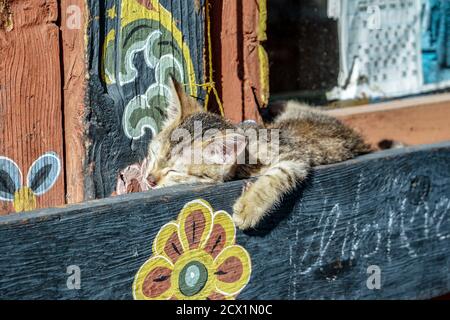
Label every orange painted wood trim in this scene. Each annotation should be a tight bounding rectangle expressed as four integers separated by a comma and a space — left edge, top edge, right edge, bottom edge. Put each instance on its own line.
60, 0, 88, 204
326, 94, 450, 149
0, 0, 65, 215
209, 0, 244, 123
242, 0, 267, 122
209, 0, 267, 123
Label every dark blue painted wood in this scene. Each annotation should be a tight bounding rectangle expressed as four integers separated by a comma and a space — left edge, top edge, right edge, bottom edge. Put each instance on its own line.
0, 142, 449, 299
86, 0, 206, 198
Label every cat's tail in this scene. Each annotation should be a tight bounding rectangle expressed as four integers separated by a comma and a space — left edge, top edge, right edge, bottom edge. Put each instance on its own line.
264, 100, 372, 156
262, 100, 327, 124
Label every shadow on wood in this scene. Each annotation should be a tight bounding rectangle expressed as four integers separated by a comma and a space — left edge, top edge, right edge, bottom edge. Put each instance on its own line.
0, 142, 449, 299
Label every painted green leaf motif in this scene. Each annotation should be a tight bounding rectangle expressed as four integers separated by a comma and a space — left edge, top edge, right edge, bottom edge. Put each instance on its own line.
104, 16, 193, 140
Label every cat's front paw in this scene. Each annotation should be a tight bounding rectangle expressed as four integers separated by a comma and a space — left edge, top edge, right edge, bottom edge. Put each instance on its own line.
232, 195, 265, 230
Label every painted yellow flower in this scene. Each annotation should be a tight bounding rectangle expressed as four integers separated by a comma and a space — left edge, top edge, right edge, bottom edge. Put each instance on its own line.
133, 199, 252, 300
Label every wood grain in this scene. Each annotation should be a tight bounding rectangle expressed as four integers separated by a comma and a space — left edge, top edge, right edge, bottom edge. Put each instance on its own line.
327, 94, 450, 150
209, 0, 244, 123
61, 0, 88, 204
85, 0, 206, 200
0, 0, 65, 215
241, 0, 266, 122
209, 0, 266, 123
0, 142, 448, 299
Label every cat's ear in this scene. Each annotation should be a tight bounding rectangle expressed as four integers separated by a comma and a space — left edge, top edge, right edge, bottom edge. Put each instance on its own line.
163, 77, 203, 129
202, 132, 247, 165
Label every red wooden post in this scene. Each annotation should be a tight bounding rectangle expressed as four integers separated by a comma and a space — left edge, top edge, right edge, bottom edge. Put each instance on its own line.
61, 0, 88, 204
0, 0, 65, 215
209, 0, 268, 123
242, 0, 269, 122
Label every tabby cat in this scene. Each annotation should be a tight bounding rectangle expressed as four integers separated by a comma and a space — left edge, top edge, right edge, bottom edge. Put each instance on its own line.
144, 79, 370, 230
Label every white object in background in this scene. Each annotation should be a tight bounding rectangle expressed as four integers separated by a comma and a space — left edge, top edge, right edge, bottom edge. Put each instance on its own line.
327, 0, 341, 19
328, 0, 424, 101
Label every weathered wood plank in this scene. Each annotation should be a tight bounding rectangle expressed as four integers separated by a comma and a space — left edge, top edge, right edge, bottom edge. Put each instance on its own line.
209, 0, 244, 123
242, 0, 268, 121
61, 0, 88, 204
0, 142, 449, 299
209, 0, 266, 123
327, 94, 450, 150
0, 0, 65, 215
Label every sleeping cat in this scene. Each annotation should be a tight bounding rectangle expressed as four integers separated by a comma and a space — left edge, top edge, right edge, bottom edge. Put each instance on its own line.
144, 79, 370, 230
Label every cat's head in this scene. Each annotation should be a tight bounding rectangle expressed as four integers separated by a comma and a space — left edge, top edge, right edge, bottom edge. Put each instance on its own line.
144, 79, 247, 188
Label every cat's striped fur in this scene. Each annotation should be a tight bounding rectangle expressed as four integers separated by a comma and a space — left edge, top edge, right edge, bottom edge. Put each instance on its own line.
145, 80, 370, 230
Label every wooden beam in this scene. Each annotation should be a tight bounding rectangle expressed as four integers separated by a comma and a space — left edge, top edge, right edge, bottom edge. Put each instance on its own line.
0, 142, 449, 299
0, 0, 65, 215
209, 0, 244, 122
60, 0, 88, 204
241, 0, 268, 122
327, 94, 450, 150
209, 0, 267, 123
69, 0, 207, 200
327, 93, 450, 117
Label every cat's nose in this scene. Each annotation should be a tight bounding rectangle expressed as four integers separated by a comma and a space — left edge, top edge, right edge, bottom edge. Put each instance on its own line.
147, 174, 158, 188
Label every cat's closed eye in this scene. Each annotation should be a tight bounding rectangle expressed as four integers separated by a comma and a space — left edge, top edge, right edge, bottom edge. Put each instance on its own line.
161, 168, 177, 176
164, 169, 178, 175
